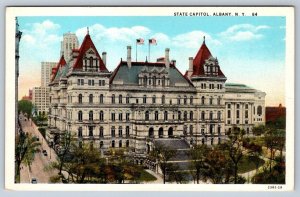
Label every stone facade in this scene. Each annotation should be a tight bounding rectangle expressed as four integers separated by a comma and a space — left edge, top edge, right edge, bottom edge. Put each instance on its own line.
47, 32, 266, 156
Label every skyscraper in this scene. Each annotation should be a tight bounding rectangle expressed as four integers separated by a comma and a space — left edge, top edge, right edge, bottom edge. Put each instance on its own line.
60, 32, 79, 62
41, 62, 57, 87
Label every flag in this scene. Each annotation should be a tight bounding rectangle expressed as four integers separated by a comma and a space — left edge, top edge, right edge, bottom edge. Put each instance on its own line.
136, 38, 144, 45
149, 38, 157, 45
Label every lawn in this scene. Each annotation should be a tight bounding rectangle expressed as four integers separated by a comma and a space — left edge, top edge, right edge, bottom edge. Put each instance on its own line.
137, 169, 157, 182
238, 156, 265, 174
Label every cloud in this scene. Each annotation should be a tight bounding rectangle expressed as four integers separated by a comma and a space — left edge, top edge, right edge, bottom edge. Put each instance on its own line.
220, 24, 270, 41
172, 31, 221, 49
76, 24, 151, 43
150, 33, 170, 43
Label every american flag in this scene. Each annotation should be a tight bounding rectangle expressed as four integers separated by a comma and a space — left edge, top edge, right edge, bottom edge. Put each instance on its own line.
136, 38, 144, 45
149, 38, 157, 45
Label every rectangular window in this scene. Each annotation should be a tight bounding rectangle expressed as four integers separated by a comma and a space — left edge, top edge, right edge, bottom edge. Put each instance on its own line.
227, 110, 231, 118
111, 113, 115, 121
227, 120, 231, 124
119, 113, 123, 121
81, 79, 84, 85
102, 80, 105, 86
126, 113, 130, 121
88, 80, 91, 86
236, 110, 240, 119
77, 79, 80, 85
245, 111, 248, 119
126, 126, 130, 137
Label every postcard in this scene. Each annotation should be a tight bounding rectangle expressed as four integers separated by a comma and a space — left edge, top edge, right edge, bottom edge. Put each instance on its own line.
5, 6, 294, 191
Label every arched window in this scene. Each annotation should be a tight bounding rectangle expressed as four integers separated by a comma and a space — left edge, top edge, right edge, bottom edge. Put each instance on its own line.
126, 126, 130, 137
111, 127, 115, 137
178, 111, 181, 120
152, 95, 156, 104
257, 106, 262, 116
149, 128, 154, 138
184, 111, 188, 121
99, 111, 104, 121
88, 126, 93, 137
78, 94, 83, 104
145, 111, 149, 121
89, 94, 93, 104
153, 76, 156, 86
78, 111, 83, 122
162, 95, 165, 104
89, 110, 93, 121
119, 95, 122, 104
112, 140, 115, 148
210, 111, 213, 120
99, 127, 104, 138
126, 95, 130, 104
143, 95, 147, 104
118, 126, 122, 137
155, 111, 159, 121
201, 111, 205, 121
217, 111, 221, 120
209, 97, 213, 105
184, 96, 187, 105
112, 94, 115, 104
201, 96, 205, 105
164, 111, 168, 121
190, 111, 194, 121
100, 94, 104, 104
100, 141, 104, 148
119, 140, 122, 148
78, 127, 82, 137
177, 96, 181, 105
126, 140, 129, 147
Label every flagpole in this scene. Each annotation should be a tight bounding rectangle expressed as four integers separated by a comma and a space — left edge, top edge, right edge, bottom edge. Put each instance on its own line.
148, 39, 150, 62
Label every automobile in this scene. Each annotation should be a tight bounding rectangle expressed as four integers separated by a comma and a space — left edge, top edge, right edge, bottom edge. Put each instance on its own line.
42, 150, 48, 156
36, 137, 40, 141
31, 178, 37, 184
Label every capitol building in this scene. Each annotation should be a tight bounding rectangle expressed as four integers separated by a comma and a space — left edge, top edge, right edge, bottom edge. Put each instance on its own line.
46, 31, 266, 157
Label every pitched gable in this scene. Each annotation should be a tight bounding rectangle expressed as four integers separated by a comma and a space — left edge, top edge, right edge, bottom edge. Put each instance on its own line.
72, 33, 108, 71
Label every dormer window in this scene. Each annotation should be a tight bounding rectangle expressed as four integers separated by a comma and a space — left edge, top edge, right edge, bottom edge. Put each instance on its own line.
89, 57, 93, 67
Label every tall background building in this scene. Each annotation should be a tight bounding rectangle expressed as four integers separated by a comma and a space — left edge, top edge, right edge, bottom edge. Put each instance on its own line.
32, 32, 79, 115
41, 62, 57, 87
60, 32, 79, 62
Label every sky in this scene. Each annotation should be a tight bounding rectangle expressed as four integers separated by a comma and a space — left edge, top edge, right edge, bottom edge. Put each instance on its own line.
18, 16, 286, 106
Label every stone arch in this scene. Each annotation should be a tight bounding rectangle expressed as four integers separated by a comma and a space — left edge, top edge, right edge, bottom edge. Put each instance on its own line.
149, 127, 154, 138
168, 127, 173, 138
158, 127, 163, 138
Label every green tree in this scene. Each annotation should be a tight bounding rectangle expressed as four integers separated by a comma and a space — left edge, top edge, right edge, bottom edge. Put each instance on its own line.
189, 144, 209, 184
18, 100, 33, 118
222, 127, 245, 184
150, 144, 177, 184
252, 125, 266, 136
15, 132, 41, 182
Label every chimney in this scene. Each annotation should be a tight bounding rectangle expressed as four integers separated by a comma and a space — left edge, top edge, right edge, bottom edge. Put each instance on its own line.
189, 57, 193, 72
171, 60, 176, 66
102, 52, 107, 66
165, 48, 170, 68
127, 46, 132, 68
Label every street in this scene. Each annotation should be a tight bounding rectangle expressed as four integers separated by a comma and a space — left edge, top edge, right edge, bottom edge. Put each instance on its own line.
19, 113, 59, 183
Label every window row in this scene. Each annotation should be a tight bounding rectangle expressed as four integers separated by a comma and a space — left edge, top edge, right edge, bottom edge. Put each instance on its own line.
200, 83, 223, 90
227, 110, 249, 119
76, 78, 106, 86
77, 111, 130, 122
78, 126, 130, 138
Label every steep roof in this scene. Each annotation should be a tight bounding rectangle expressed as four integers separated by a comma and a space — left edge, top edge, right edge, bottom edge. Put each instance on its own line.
72, 33, 108, 71
50, 55, 66, 82
110, 61, 194, 87
192, 41, 225, 78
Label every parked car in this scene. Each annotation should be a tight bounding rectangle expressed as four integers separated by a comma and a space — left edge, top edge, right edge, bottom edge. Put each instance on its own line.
42, 150, 48, 156
31, 178, 37, 184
